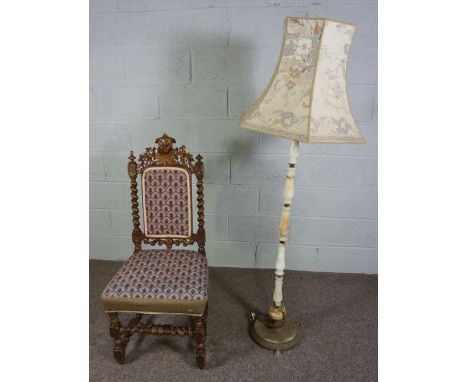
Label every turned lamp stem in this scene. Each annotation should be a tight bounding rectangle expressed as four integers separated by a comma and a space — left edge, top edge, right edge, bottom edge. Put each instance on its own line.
268, 140, 300, 321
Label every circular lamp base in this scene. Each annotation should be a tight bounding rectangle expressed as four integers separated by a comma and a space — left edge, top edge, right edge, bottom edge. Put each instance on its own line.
249, 316, 299, 351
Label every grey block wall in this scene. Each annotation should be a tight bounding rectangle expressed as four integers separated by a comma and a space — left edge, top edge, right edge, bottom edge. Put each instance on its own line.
90, 0, 378, 274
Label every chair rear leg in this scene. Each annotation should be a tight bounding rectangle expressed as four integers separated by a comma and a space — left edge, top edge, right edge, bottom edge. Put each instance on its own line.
193, 307, 207, 369
108, 312, 127, 364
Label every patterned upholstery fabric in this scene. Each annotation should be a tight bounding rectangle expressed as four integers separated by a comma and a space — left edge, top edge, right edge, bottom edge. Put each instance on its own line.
101, 249, 208, 315
142, 167, 191, 238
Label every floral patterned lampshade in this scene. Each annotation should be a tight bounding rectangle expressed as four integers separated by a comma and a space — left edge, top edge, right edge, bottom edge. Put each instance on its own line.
240, 17, 365, 144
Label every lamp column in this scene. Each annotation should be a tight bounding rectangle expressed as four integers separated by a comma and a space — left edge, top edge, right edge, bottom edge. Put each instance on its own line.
249, 140, 300, 351
269, 139, 299, 321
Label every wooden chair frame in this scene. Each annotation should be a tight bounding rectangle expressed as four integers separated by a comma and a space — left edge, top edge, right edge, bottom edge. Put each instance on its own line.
106, 133, 207, 369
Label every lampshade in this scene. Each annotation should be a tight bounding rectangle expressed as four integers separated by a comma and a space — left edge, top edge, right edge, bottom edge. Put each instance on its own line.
240, 17, 365, 144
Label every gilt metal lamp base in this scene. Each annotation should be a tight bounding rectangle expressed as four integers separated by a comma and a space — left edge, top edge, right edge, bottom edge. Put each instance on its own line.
249, 313, 299, 351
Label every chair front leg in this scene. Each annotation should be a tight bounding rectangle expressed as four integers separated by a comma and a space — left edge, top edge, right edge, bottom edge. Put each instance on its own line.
193, 307, 207, 369
108, 312, 127, 364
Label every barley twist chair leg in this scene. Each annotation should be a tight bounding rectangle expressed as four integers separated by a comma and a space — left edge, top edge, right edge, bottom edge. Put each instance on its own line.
108, 312, 127, 364
193, 307, 207, 369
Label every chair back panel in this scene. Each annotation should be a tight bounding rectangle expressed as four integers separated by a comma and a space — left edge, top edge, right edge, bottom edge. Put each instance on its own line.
127, 133, 205, 253
142, 166, 192, 238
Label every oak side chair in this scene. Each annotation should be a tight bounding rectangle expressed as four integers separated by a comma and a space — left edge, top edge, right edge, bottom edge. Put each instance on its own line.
101, 134, 208, 369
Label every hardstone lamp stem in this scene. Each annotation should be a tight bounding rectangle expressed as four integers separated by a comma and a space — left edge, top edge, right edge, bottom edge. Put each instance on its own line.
268, 139, 300, 321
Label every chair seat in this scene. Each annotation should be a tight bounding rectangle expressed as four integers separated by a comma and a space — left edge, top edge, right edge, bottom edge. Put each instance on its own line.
101, 249, 208, 316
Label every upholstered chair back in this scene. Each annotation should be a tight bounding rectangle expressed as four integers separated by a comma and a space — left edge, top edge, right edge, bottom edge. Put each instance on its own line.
128, 134, 205, 255
142, 167, 192, 238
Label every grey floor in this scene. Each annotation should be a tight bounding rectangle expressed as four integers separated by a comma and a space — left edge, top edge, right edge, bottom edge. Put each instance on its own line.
90, 260, 377, 382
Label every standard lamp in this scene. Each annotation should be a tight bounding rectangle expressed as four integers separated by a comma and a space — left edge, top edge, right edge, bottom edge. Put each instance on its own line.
240, 17, 365, 351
